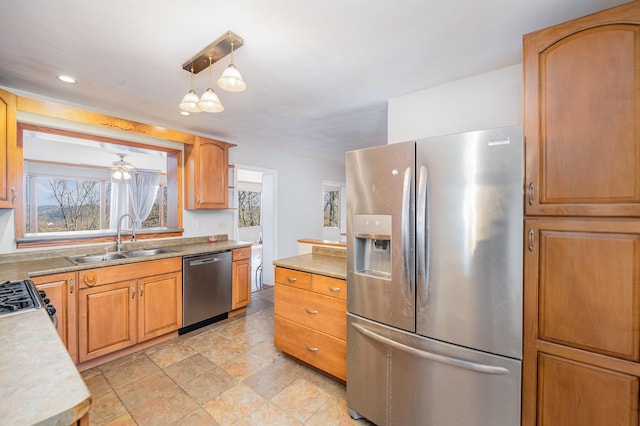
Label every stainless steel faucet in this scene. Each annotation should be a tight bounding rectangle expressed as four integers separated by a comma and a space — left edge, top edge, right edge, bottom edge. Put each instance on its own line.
116, 213, 137, 252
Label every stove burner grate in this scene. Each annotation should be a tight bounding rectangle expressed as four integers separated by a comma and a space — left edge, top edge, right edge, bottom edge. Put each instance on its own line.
0, 280, 40, 315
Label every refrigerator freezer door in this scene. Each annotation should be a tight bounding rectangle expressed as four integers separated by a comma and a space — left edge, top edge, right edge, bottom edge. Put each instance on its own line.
347, 313, 521, 426
415, 126, 523, 359
346, 141, 416, 332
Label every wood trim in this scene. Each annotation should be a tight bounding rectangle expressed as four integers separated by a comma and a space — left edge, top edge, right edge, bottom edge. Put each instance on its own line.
297, 238, 346, 248
17, 97, 197, 145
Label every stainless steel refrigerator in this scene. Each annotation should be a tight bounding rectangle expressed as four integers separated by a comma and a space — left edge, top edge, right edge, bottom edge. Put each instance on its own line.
346, 126, 523, 425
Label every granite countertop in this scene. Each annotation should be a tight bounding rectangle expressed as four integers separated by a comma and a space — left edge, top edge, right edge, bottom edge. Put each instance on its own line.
0, 309, 91, 425
273, 246, 346, 279
0, 237, 252, 281
0, 236, 252, 425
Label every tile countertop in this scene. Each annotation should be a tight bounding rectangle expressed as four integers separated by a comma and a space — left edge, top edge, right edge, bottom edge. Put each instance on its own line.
0, 236, 251, 425
273, 246, 346, 279
0, 309, 91, 425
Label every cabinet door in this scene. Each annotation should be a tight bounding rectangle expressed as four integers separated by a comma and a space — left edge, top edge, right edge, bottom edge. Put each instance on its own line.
525, 218, 640, 362
523, 3, 640, 216
78, 280, 137, 362
32, 272, 78, 363
185, 137, 229, 209
537, 354, 639, 426
137, 272, 182, 342
0, 89, 17, 208
232, 258, 251, 310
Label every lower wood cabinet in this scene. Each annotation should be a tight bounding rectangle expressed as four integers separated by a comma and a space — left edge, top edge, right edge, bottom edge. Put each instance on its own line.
232, 247, 251, 310
274, 266, 347, 381
32, 272, 78, 363
523, 218, 640, 424
77, 258, 182, 363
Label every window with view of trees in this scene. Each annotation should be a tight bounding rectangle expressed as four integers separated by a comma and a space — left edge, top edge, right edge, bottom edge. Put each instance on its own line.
324, 189, 340, 228
238, 190, 261, 227
19, 124, 180, 244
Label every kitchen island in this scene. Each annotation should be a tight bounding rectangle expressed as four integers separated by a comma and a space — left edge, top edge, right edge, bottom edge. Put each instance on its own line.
273, 246, 347, 381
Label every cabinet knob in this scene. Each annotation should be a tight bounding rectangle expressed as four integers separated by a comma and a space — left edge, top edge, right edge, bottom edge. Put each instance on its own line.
286, 276, 297, 283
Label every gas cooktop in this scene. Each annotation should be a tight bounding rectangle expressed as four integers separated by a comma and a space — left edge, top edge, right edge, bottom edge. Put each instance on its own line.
0, 280, 43, 316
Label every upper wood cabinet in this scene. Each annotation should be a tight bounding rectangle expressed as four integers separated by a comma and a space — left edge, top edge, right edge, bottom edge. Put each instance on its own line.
524, 2, 640, 216
0, 88, 17, 208
184, 136, 234, 209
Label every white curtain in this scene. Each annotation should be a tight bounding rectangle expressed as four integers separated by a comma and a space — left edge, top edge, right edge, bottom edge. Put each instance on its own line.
109, 171, 160, 229
129, 171, 160, 228
110, 175, 131, 229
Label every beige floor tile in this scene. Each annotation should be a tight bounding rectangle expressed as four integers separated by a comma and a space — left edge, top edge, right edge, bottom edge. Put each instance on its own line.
103, 355, 160, 389
84, 373, 112, 399
128, 390, 199, 426
89, 390, 128, 426
114, 370, 182, 411
179, 366, 239, 404
162, 353, 216, 385
199, 338, 246, 365
250, 340, 282, 362
98, 350, 147, 373
218, 351, 271, 379
146, 340, 198, 368
201, 383, 267, 424
305, 396, 361, 426
241, 357, 302, 399
81, 367, 102, 380
182, 329, 227, 353
271, 378, 330, 423
171, 407, 219, 426
241, 401, 301, 426
104, 413, 137, 426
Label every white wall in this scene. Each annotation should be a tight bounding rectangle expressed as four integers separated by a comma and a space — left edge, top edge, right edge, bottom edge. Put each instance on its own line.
388, 64, 523, 142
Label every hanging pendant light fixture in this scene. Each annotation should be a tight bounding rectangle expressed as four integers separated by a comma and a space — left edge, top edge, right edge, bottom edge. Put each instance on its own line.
179, 66, 201, 113
179, 31, 245, 113
112, 153, 134, 180
197, 57, 224, 113
217, 40, 247, 92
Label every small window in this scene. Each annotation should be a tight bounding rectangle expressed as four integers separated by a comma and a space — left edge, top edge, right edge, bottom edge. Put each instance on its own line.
238, 190, 261, 227
323, 189, 340, 228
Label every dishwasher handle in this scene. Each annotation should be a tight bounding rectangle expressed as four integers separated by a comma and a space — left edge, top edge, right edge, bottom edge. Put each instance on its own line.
189, 256, 223, 267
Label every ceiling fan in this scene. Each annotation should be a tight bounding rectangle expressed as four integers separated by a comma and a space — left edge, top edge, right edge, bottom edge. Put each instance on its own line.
112, 153, 135, 179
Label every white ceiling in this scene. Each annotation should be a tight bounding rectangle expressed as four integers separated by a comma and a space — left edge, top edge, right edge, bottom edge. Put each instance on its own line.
0, 0, 629, 166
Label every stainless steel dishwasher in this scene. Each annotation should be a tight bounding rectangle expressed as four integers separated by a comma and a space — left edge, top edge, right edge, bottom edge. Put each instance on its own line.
180, 250, 232, 334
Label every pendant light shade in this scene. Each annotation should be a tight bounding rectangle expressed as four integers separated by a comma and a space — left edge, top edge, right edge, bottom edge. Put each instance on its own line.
198, 88, 224, 112
179, 89, 201, 113
217, 41, 247, 92
197, 57, 224, 113
179, 67, 202, 113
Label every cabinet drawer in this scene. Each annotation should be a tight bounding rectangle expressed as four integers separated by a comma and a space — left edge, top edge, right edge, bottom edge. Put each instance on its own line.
232, 247, 251, 261
275, 284, 346, 340
79, 257, 181, 288
274, 316, 346, 381
312, 274, 346, 299
275, 267, 311, 290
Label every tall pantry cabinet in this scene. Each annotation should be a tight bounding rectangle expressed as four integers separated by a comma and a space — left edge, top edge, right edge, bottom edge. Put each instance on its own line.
522, 2, 640, 425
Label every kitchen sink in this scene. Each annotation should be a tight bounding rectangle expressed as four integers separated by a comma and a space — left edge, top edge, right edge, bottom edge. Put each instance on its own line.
67, 253, 127, 264
123, 248, 177, 257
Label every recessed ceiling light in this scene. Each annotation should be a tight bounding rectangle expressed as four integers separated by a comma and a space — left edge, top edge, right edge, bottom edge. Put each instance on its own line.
57, 75, 77, 84
179, 111, 190, 116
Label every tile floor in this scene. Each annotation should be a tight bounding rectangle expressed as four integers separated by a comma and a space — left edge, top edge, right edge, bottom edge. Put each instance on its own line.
81, 286, 370, 425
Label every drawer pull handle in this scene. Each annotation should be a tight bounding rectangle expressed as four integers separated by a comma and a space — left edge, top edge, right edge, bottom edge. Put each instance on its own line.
286, 277, 297, 283
304, 307, 318, 315
70, 278, 74, 294
528, 229, 534, 252
305, 344, 318, 352
328, 286, 341, 292
528, 182, 535, 206
140, 285, 144, 297
131, 286, 136, 299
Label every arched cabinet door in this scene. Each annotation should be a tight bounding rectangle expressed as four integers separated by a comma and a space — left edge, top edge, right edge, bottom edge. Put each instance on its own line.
524, 2, 640, 217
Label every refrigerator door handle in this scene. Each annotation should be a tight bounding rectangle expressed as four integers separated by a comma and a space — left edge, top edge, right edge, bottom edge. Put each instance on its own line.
352, 322, 509, 375
401, 166, 413, 296
416, 165, 429, 306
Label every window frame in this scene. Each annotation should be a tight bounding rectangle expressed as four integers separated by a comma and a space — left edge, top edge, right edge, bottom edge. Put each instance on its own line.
237, 189, 262, 228
15, 123, 183, 248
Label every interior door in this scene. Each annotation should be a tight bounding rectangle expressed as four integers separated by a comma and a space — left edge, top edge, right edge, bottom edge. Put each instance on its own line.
346, 141, 415, 332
